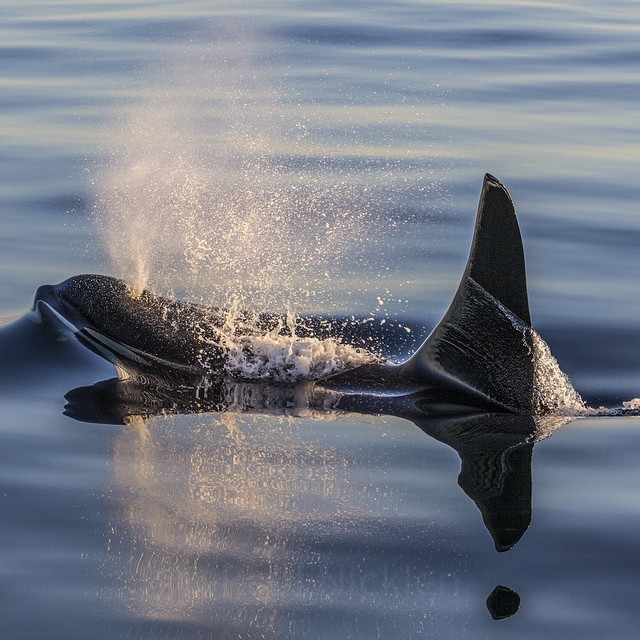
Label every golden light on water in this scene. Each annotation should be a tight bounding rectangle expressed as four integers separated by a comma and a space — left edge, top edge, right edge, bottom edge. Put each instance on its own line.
107, 411, 418, 628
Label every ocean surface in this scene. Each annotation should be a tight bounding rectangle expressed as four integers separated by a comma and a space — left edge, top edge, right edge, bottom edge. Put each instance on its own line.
1, 1, 640, 638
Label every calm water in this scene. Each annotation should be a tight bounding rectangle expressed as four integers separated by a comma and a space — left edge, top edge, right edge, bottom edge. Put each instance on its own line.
1, 1, 640, 638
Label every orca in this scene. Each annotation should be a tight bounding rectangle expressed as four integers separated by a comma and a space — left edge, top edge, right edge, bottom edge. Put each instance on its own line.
25, 173, 602, 555
19, 174, 640, 559
33, 174, 584, 417
63, 373, 538, 551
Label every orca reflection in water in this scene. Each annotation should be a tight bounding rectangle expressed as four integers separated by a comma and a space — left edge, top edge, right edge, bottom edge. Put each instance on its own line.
34, 174, 585, 417
65, 376, 537, 552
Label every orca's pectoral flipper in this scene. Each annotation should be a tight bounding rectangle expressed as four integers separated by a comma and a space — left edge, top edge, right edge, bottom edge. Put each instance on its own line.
402, 174, 536, 413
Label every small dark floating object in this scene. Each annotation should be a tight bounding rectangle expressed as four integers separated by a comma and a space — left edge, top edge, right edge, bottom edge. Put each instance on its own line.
486, 584, 521, 620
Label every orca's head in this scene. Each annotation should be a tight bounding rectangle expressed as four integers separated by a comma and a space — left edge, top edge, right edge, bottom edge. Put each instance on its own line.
32, 274, 222, 373
33, 275, 133, 334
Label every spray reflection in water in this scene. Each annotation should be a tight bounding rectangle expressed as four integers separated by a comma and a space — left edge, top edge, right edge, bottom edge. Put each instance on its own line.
103, 412, 463, 638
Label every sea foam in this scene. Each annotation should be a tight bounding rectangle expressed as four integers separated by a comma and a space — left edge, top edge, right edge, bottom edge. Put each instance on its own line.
530, 328, 587, 416
220, 333, 378, 382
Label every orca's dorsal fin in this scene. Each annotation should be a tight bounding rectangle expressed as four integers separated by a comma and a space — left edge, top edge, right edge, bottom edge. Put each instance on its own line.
464, 174, 530, 325
402, 174, 535, 412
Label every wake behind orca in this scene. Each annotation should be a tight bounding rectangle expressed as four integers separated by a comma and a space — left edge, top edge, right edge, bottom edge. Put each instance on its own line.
33, 174, 586, 418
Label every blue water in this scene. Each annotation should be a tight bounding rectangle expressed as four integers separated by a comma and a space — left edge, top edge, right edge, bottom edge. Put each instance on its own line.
1, 1, 640, 638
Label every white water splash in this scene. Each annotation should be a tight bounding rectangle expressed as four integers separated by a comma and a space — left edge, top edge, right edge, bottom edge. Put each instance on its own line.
188, 305, 380, 382
221, 333, 378, 382
530, 328, 587, 416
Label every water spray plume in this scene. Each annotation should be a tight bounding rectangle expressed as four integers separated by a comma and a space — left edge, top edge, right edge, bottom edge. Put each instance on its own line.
93, 27, 379, 314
